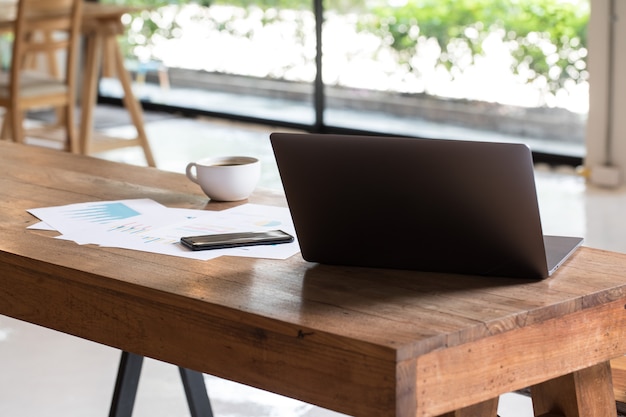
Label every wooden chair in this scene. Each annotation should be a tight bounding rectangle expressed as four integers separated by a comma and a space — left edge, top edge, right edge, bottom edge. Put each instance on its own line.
0, 0, 83, 153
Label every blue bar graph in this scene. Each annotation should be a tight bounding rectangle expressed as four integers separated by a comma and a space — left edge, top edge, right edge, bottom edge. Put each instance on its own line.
65, 203, 141, 224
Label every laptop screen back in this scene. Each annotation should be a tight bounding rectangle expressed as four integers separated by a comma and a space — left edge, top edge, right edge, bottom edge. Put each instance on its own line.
271, 133, 552, 279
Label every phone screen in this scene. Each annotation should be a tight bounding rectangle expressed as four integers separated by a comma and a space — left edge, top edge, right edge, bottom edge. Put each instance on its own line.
180, 229, 294, 251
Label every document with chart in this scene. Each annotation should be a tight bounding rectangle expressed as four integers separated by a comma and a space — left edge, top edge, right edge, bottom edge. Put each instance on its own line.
27, 199, 299, 260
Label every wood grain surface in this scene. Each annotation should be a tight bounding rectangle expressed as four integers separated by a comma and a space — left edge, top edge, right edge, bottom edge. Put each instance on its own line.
2, 142, 626, 417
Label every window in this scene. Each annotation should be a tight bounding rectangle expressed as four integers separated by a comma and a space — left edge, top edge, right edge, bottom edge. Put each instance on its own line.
101, 0, 592, 165
321, 0, 588, 161
100, 0, 317, 125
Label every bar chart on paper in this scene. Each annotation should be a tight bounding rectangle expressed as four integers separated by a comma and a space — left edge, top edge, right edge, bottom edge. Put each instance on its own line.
26, 200, 300, 260
65, 202, 142, 223
28, 199, 168, 243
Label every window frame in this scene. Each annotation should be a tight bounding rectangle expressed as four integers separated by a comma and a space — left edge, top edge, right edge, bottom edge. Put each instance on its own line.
586, 0, 626, 185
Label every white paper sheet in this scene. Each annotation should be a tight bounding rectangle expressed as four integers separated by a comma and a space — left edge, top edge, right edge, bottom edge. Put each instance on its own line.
27, 199, 299, 260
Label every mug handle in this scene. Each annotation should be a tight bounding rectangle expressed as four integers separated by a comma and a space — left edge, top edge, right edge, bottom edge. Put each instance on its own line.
185, 162, 199, 184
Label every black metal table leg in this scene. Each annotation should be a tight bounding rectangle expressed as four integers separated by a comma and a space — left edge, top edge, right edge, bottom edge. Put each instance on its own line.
180, 367, 214, 417
109, 351, 214, 417
109, 351, 144, 417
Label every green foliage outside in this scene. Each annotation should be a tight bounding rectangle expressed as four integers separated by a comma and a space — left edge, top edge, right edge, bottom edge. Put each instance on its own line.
103, 0, 590, 99
358, 0, 589, 97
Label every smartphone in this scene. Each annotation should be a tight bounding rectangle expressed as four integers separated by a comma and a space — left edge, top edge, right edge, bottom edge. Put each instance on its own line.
180, 229, 294, 251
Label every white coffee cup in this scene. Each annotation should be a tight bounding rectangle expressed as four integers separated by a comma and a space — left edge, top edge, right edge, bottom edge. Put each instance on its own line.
185, 156, 261, 201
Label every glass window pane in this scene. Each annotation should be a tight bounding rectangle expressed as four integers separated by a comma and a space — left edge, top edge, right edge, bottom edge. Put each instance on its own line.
323, 0, 589, 157
100, 0, 316, 125
101, 0, 589, 160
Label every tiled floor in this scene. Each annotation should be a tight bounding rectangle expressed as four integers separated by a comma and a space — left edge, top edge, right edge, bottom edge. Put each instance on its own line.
2, 110, 626, 417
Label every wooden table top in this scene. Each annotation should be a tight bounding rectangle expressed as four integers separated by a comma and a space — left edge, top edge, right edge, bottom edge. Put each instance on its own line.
2, 141, 626, 417
0, 1, 140, 31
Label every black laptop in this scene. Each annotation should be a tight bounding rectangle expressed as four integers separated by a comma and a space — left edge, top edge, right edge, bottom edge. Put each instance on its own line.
270, 133, 583, 279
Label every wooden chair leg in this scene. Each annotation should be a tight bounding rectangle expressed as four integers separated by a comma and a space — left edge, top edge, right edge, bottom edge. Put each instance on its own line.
79, 32, 103, 156
437, 397, 499, 417
0, 111, 11, 140
63, 104, 78, 153
10, 108, 24, 144
531, 361, 617, 417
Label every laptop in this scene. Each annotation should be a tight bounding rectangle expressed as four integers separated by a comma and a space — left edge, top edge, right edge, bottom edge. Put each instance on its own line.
270, 133, 583, 279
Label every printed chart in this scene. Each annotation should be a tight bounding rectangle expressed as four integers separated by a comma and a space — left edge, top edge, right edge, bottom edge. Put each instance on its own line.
28, 200, 299, 260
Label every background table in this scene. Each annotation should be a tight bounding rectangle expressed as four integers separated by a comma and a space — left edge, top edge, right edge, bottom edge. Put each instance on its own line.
0, 1, 156, 166
78, 2, 155, 166
2, 141, 626, 417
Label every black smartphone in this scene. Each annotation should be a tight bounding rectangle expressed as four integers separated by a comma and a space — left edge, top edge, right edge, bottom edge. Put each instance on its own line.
180, 229, 294, 251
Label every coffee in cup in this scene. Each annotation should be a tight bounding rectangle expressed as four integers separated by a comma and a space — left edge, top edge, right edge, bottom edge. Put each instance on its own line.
185, 156, 260, 201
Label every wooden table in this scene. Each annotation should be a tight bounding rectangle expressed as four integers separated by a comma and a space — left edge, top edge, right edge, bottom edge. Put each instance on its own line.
0, 1, 156, 166
78, 2, 155, 166
2, 141, 626, 417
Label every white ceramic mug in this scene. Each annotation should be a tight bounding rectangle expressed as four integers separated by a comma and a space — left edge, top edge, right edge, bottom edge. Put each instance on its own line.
185, 156, 261, 201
